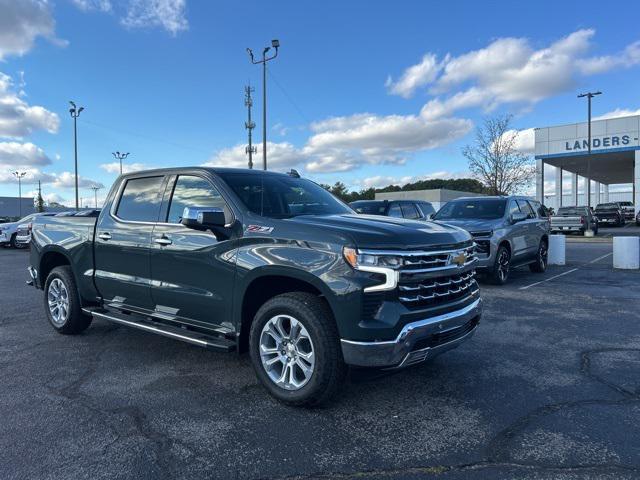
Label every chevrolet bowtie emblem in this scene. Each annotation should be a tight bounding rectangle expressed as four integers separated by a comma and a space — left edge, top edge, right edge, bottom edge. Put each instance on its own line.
450, 251, 466, 267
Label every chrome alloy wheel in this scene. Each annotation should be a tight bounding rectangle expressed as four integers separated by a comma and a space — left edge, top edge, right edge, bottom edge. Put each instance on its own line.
48, 278, 70, 326
259, 315, 315, 391
497, 249, 510, 282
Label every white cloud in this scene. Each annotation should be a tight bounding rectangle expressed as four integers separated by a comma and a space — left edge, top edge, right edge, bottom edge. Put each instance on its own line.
0, 71, 60, 138
99, 161, 151, 174
389, 30, 640, 120
0, 169, 104, 190
0, 0, 65, 60
71, 0, 113, 12
499, 127, 535, 155
385, 53, 445, 98
303, 113, 473, 172
594, 108, 640, 120
272, 122, 289, 136
52, 171, 105, 189
577, 41, 640, 75
121, 0, 188, 35
0, 141, 51, 166
205, 142, 303, 171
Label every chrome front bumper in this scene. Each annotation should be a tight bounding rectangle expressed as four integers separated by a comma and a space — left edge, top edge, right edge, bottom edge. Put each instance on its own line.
340, 298, 482, 368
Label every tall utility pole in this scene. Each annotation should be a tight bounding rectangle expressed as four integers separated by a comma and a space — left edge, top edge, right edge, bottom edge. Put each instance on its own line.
90, 185, 101, 208
247, 39, 280, 170
577, 91, 602, 207
12, 171, 27, 217
244, 85, 257, 169
112, 151, 130, 175
69, 101, 84, 211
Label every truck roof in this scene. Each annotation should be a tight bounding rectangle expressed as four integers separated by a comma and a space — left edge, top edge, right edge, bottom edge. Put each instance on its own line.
119, 166, 292, 178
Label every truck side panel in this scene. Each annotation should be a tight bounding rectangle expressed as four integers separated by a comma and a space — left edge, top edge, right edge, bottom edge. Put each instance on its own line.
31, 216, 99, 303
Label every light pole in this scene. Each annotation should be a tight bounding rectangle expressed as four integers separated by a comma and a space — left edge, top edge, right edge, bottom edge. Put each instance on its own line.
577, 91, 602, 207
12, 171, 27, 217
112, 151, 130, 175
247, 39, 280, 170
69, 101, 84, 211
90, 185, 101, 208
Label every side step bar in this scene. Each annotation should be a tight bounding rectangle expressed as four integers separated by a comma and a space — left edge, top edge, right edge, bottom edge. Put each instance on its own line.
82, 308, 236, 352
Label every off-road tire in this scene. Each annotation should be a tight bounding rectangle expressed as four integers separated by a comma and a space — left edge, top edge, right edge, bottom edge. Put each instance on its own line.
43, 266, 92, 335
249, 292, 347, 407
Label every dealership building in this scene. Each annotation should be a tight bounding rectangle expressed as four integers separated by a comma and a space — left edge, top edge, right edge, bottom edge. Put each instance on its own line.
535, 114, 640, 213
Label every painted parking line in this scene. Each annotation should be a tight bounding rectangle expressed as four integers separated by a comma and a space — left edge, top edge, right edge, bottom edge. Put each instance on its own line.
589, 252, 613, 264
519, 268, 579, 290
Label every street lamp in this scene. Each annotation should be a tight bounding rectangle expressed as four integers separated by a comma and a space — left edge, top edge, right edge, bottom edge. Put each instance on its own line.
112, 151, 130, 175
69, 101, 84, 211
90, 185, 102, 208
12, 171, 27, 217
577, 91, 602, 207
247, 39, 280, 170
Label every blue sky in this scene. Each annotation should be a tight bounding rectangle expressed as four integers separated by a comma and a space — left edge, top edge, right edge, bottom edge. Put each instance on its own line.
1, 0, 639, 206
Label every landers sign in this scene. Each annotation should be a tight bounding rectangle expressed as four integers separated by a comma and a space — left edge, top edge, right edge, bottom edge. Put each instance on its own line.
565, 135, 631, 151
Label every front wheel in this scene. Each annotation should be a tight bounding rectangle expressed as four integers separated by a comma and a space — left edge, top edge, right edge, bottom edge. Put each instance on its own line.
249, 292, 346, 407
529, 239, 548, 273
489, 245, 511, 285
44, 266, 92, 335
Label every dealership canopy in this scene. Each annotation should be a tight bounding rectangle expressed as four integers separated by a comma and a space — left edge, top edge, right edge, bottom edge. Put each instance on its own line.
535, 115, 640, 213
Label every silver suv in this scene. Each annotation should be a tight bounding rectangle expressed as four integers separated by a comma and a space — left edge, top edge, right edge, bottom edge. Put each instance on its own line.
433, 196, 550, 284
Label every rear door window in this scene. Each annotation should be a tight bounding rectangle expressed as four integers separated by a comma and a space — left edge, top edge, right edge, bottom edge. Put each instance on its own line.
115, 176, 164, 222
517, 200, 535, 219
387, 203, 403, 218
508, 200, 521, 216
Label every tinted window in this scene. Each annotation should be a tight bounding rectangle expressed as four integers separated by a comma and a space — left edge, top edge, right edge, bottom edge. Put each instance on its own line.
435, 199, 507, 220
350, 201, 387, 215
115, 176, 164, 222
167, 176, 227, 224
595, 203, 618, 210
508, 200, 520, 216
517, 199, 535, 218
219, 173, 352, 218
528, 200, 546, 218
557, 207, 586, 216
387, 203, 403, 218
401, 203, 420, 219
417, 202, 435, 217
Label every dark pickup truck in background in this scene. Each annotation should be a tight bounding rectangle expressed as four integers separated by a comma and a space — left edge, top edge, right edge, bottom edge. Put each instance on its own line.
28, 167, 481, 405
594, 202, 626, 227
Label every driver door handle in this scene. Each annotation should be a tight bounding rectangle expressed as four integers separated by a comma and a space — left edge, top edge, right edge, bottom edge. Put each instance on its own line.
154, 236, 172, 246
98, 232, 111, 241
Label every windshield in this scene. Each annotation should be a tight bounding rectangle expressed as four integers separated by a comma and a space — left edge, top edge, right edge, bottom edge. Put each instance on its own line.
350, 201, 387, 215
219, 173, 353, 218
557, 207, 585, 216
434, 199, 506, 220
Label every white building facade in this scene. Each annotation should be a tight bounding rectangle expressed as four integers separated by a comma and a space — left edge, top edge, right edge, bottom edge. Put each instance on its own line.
535, 115, 640, 213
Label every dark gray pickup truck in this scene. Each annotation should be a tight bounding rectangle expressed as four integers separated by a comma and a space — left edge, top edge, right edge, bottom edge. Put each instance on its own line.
28, 167, 482, 405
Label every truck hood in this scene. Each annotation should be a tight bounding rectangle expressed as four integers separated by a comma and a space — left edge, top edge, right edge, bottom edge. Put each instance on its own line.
433, 218, 503, 233
288, 214, 471, 250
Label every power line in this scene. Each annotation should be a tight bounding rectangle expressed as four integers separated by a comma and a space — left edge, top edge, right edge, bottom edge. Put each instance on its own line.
267, 68, 311, 124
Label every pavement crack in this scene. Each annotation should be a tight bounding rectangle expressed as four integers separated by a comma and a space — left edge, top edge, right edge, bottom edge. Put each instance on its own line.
580, 347, 640, 398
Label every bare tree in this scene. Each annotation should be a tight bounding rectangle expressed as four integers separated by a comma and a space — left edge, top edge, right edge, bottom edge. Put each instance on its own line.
463, 115, 534, 195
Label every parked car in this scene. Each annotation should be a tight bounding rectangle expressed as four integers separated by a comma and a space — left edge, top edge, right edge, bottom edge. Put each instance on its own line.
349, 199, 436, 221
0, 212, 57, 248
618, 201, 635, 220
550, 206, 598, 235
595, 202, 625, 227
433, 196, 550, 285
636, 210, 640, 226
28, 167, 482, 406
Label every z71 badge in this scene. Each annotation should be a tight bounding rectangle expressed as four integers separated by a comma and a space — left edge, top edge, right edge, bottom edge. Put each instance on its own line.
246, 225, 274, 234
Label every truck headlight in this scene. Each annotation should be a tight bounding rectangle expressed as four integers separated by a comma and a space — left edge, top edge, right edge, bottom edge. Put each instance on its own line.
343, 247, 400, 293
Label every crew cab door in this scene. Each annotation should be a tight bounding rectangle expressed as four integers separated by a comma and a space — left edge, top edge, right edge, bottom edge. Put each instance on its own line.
149, 174, 237, 327
516, 199, 539, 255
507, 199, 528, 258
94, 175, 167, 311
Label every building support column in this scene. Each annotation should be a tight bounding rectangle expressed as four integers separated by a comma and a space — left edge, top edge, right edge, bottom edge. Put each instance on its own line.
603, 184, 609, 203
593, 181, 600, 206
536, 159, 544, 204
571, 173, 578, 206
635, 151, 640, 215
554, 167, 563, 209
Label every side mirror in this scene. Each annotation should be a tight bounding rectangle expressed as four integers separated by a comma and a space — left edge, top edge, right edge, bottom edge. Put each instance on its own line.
181, 207, 226, 229
510, 212, 527, 224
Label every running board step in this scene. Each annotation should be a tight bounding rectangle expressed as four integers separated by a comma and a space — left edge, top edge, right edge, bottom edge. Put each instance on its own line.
82, 308, 236, 352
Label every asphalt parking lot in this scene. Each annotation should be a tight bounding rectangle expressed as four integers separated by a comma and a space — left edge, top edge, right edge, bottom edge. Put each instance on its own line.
1, 243, 639, 480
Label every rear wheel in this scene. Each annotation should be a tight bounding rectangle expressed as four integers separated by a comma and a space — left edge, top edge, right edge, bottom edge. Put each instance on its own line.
489, 245, 511, 285
529, 239, 548, 273
9, 234, 17, 249
44, 266, 92, 335
249, 292, 346, 406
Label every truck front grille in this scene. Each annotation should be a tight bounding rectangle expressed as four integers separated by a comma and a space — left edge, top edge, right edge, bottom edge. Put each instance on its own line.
399, 244, 476, 272
398, 271, 478, 307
